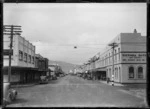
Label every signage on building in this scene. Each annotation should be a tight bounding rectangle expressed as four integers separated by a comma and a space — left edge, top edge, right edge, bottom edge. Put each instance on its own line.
3, 49, 13, 55
122, 53, 146, 63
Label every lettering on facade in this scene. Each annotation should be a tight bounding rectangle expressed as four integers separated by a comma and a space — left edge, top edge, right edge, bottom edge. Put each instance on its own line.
122, 53, 146, 63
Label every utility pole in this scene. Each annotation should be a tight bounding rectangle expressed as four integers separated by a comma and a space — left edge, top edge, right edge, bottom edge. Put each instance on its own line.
108, 42, 118, 86
3, 25, 22, 83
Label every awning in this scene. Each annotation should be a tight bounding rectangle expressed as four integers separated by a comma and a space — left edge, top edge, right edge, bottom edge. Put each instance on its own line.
91, 68, 106, 72
3, 66, 38, 71
97, 68, 106, 72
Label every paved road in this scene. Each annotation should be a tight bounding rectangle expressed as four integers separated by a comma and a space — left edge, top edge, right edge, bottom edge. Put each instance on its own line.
8, 75, 147, 107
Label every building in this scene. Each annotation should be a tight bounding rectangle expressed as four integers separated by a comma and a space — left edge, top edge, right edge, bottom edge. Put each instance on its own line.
35, 54, 49, 81
48, 64, 57, 78
3, 34, 35, 67
87, 29, 146, 83
3, 34, 37, 83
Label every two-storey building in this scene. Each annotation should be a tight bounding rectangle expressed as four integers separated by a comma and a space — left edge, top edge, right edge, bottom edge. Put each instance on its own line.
88, 29, 146, 83
3, 34, 37, 83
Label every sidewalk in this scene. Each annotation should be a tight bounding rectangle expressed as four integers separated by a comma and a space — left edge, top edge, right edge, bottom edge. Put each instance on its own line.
100, 80, 147, 103
10, 83, 39, 88
99, 80, 124, 86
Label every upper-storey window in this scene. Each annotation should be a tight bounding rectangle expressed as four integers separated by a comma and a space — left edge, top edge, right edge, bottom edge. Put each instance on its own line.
24, 53, 27, 62
19, 50, 23, 61
32, 56, 34, 64
118, 48, 120, 61
115, 49, 117, 61
105, 55, 107, 66
28, 55, 31, 63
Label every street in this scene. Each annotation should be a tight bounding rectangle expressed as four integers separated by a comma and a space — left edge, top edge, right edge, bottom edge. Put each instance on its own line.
8, 75, 147, 107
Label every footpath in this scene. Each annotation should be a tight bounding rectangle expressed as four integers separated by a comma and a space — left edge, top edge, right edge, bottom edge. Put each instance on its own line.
100, 80, 147, 103
10, 82, 39, 88
99, 81, 124, 86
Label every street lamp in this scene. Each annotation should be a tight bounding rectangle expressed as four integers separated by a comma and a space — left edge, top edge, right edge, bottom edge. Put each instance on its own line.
108, 42, 118, 86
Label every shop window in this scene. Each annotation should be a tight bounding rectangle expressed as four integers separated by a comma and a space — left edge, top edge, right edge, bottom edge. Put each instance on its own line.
19, 50, 23, 61
24, 53, 27, 62
137, 67, 143, 79
129, 66, 134, 79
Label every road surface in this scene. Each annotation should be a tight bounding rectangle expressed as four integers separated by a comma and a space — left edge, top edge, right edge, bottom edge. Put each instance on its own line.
8, 75, 147, 107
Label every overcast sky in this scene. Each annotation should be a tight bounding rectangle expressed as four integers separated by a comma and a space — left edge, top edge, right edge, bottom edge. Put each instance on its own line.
4, 3, 146, 65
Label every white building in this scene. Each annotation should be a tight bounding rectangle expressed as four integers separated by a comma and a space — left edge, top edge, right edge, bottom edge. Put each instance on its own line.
90, 29, 146, 83
3, 34, 35, 68
3, 34, 36, 83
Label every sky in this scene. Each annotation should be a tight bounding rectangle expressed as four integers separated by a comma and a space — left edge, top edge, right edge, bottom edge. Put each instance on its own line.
4, 3, 146, 65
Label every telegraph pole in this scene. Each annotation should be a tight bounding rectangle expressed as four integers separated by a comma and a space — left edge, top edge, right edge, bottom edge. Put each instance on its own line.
108, 42, 118, 86
3, 25, 22, 83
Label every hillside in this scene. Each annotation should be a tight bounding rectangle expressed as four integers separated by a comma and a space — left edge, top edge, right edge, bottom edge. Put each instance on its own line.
48, 60, 79, 74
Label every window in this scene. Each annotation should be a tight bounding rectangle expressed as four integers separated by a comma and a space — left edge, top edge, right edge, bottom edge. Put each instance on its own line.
115, 49, 117, 61
109, 53, 111, 64
115, 68, 118, 79
137, 67, 143, 79
115, 68, 116, 79
32, 56, 34, 64
109, 68, 111, 78
24, 53, 27, 62
28, 55, 31, 63
103, 58, 105, 66
119, 67, 121, 81
129, 66, 134, 79
19, 50, 23, 61
118, 48, 120, 61
116, 68, 118, 79
105, 55, 107, 66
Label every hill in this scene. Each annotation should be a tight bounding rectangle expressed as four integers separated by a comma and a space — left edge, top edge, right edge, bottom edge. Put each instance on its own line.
48, 60, 79, 74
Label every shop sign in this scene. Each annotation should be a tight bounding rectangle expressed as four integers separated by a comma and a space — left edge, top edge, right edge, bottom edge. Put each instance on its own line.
122, 53, 146, 63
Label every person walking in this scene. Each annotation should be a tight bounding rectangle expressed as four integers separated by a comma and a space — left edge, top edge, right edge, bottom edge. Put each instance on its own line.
111, 75, 114, 86
107, 77, 110, 84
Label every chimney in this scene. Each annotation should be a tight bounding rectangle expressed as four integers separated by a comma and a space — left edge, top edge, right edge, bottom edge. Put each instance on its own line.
134, 29, 137, 33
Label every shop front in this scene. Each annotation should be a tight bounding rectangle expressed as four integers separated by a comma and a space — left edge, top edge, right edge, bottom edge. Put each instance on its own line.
92, 68, 106, 81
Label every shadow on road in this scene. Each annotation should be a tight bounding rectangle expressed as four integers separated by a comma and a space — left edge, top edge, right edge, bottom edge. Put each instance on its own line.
48, 80, 59, 84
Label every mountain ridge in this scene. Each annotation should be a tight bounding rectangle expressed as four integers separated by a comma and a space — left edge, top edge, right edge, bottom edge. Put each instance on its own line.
48, 60, 80, 73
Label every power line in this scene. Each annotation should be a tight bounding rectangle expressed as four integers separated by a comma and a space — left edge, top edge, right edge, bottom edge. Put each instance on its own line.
33, 42, 146, 48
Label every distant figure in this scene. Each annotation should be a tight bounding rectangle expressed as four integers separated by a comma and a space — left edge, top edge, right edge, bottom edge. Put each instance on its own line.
107, 77, 110, 84
111, 75, 114, 86
74, 46, 77, 49
134, 29, 137, 33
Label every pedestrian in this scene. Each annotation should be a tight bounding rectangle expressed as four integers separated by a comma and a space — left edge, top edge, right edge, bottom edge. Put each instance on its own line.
111, 75, 114, 86
107, 77, 110, 84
